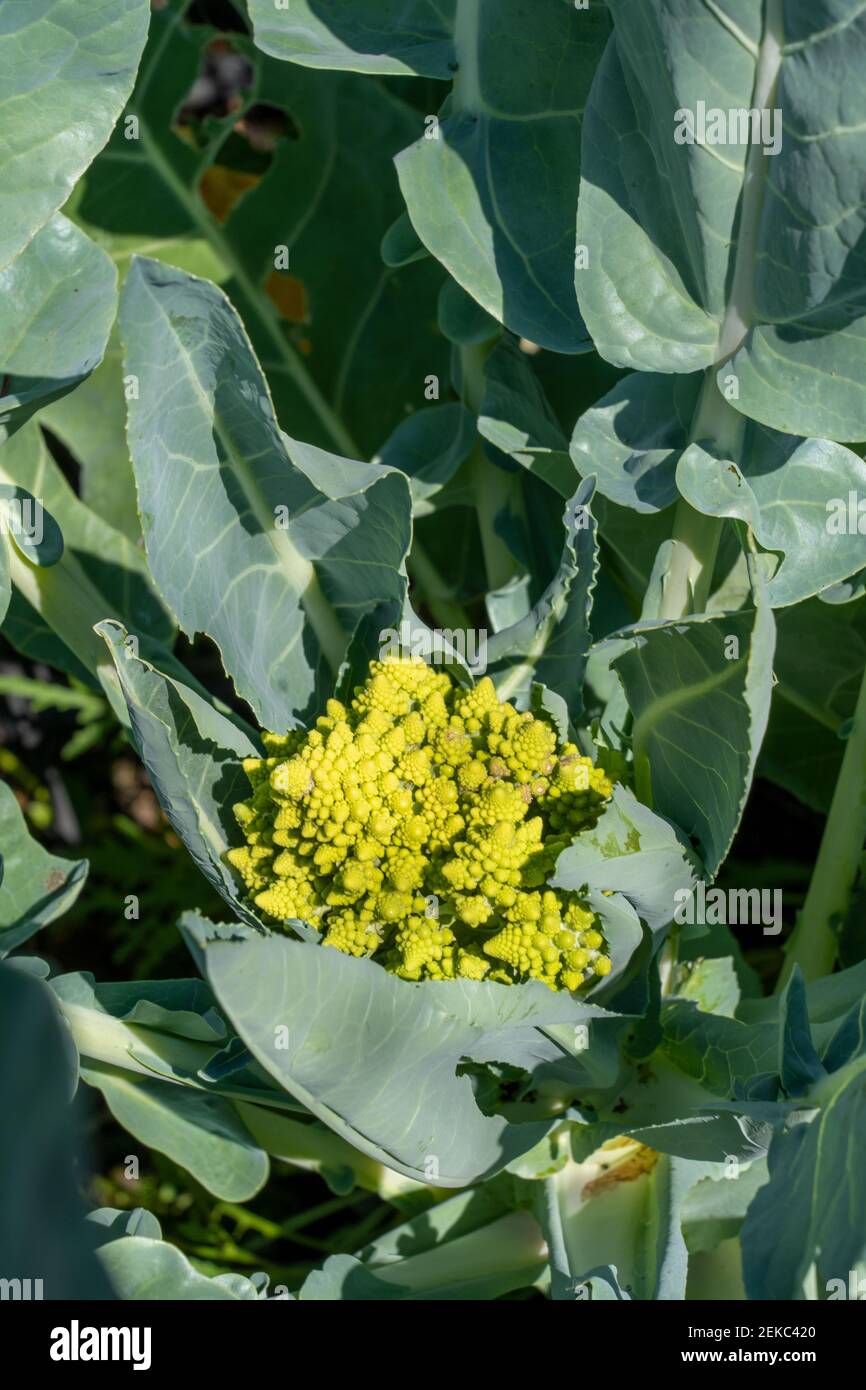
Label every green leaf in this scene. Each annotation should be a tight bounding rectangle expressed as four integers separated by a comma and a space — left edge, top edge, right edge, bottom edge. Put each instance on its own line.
479, 337, 578, 498
96, 620, 262, 923
673, 957, 740, 1020
778, 967, 825, 1096
120, 258, 413, 729
0, 422, 173, 644
374, 402, 476, 517
248, 0, 458, 77
381, 210, 430, 268
100, 1236, 262, 1299
83, 1066, 268, 1202
577, 1, 866, 439
570, 371, 703, 514
0, 534, 9, 625
677, 433, 866, 607
183, 914, 602, 1187
437, 276, 499, 346
760, 596, 866, 813
396, 0, 611, 352
0, 215, 116, 438
486, 476, 598, 716
682, 1158, 768, 1254
477, 342, 669, 606
79, 2, 448, 459
0, 965, 114, 1298
660, 1001, 778, 1098
553, 785, 697, 933
39, 324, 139, 541
0, 0, 150, 270
0, 485, 63, 567
52, 970, 225, 1043
0, 589, 93, 688
86, 1206, 162, 1247
0, 782, 87, 957
299, 1255, 410, 1300
741, 1059, 866, 1299
613, 602, 776, 875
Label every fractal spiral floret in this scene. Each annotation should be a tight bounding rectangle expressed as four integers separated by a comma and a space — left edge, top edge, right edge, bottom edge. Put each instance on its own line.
228, 657, 615, 990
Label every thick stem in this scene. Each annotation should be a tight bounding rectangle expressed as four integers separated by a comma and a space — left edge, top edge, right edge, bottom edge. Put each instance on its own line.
658, 498, 724, 621
778, 661, 866, 986
656, 0, 783, 622
658, 376, 743, 620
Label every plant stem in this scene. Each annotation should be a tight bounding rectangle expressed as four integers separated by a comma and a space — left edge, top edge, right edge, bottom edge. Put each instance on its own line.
658, 374, 744, 621
778, 661, 866, 986
658, 498, 724, 621
656, 0, 783, 623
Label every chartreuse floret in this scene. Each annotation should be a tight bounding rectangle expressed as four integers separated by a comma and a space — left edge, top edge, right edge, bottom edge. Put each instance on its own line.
227, 659, 614, 990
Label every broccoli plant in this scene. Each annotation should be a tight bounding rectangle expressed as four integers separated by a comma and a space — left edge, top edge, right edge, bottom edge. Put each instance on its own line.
2, 0, 866, 1304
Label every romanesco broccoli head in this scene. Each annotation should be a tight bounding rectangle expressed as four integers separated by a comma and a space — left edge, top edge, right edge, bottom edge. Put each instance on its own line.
227, 657, 614, 990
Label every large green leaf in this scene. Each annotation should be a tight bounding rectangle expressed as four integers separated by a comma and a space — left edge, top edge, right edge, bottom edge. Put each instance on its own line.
0, 965, 114, 1298
99, 1236, 263, 1300
0, 531, 9, 625
120, 257, 413, 730
760, 597, 866, 814
479, 337, 578, 500
0, 783, 87, 957
374, 402, 476, 516
82, 1066, 268, 1202
682, 1158, 768, 1254
40, 325, 139, 541
248, 0, 457, 77
476, 341, 670, 610
0, 215, 116, 438
552, 785, 696, 934
577, 0, 866, 440
613, 601, 776, 875
78, 0, 448, 459
396, 0, 611, 352
0, 0, 149, 270
570, 371, 703, 514
0, 423, 172, 646
97, 620, 262, 923
678, 434, 866, 607
184, 914, 605, 1187
741, 1058, 866, 1299
485, 477, 598, 716
1, 589, 95, 689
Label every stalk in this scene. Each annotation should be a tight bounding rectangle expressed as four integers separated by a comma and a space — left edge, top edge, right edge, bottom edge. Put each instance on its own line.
656, 0, 783, 622
778, 661, 866, 985
658, 378, 743, 620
